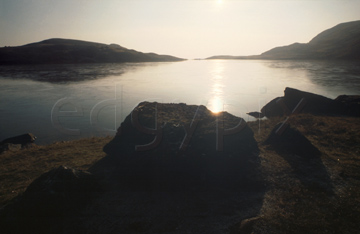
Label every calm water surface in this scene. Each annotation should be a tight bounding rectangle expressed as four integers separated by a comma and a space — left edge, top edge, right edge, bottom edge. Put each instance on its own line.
1, 60, 359, 144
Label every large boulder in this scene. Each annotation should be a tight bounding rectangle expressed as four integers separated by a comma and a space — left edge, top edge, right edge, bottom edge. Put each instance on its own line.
264, 122, 321, 158
249, 87, 360, 118
263, 122, 333, 194
87, 102, 265, 233
0, 166, 99, 234
334, 94, 360, 116
100, 102, 260, 188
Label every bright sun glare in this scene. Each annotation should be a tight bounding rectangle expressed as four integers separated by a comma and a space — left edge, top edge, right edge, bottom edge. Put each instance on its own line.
210, 97, 223, 113
217, 0, 223, 4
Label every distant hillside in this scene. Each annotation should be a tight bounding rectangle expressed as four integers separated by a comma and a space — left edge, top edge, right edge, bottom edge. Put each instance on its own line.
208, 20, 360, 60
0, 38, 185, 64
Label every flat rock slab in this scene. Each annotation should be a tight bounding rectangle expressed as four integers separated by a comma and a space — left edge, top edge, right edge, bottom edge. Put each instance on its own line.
254, 87, 360, 118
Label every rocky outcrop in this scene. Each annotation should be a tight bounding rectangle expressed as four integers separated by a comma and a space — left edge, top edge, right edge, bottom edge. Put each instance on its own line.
248, 87, 360, 118
0, 166, 99, 234
263, 122, 334, 194
0, 103, 265, 234
264, 122, 321, 158
1, 133, 36, 146
101, 102, 260, 188
84, 102, 265, 233
0, 133, 36, 154
334, 95, 360, 116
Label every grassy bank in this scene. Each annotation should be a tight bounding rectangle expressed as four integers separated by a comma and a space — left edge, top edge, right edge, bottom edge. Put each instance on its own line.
0, 114, 359, 233
247, 114, 360, 233
0, 136, 112, 207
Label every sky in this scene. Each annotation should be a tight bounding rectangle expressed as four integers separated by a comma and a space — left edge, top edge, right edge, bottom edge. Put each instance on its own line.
1, 0, 360, 59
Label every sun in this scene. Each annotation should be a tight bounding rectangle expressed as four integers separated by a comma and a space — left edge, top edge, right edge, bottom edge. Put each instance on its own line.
217, 0, 223, 4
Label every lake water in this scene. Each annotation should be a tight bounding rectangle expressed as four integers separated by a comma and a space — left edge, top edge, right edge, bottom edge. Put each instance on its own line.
1, 60, 359, 144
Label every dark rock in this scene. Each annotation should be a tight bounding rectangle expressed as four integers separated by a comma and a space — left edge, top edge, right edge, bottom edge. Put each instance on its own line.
252, 87, 360, 118
334, 95, 360, 116
263, 122, 334, 194
239, 216, 262, 234
0, 166, 99, 234
282, 87, 341, 116
1, 133, 36, 147
86, 102, 265, 233
259, 97, 284, 117
246, 111, 265, 119
23, 166, 97, 205
263, 87, 336, 117
229, 216, 262, 234
335, 95, 360, 103
264, 122, 321, 158
100, 102, 260, 189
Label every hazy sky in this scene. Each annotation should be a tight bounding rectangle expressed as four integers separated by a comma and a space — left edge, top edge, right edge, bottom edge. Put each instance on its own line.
1, 0, 360, 59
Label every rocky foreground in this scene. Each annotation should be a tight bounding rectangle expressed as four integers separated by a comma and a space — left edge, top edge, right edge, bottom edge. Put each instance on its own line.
0, 88, 359, 234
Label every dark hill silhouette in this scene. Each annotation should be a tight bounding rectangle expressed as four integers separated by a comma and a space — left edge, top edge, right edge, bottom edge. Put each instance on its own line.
207, 20, 360, 60
0, 38, 185, 64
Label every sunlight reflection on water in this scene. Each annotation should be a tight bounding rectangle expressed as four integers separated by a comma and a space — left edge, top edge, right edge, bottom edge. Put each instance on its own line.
0, 60, 359, 144
208, 60, 225, 113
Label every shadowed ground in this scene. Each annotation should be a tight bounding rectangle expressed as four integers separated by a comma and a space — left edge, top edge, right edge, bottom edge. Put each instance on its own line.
0, 104, 359, 234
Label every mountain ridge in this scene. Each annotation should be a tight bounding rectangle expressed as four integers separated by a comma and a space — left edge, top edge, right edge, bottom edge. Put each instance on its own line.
207, 20, 360, 60
0, 38, 185, 64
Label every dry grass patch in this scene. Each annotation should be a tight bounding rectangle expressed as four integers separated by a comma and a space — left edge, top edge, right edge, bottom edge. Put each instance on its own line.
248, 114, 360, 233
1, 114, 359, 233
0, 136, 112, 207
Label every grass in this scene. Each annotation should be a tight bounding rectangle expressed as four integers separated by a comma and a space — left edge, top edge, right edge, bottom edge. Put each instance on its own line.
0, 136, 112, 207
0, 114, 359, 233
248, 114, 360, 233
